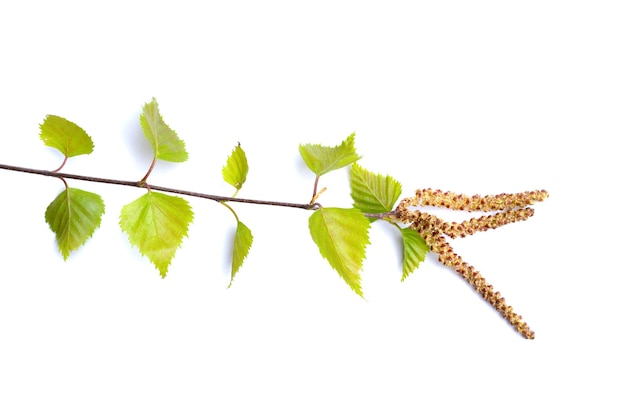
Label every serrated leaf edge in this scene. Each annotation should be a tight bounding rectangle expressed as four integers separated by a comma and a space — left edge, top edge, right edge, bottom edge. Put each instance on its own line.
350, 163, 402, 214
229, 220, 253, 286
400, 227, 429, 281
140, 98, 188, 162
45, 187, 105, 260
39, 115, 94, 158
299, 132, 361, 176
119, 191, 193, 277
222, 143, 249, 190
309, 207, 370, 297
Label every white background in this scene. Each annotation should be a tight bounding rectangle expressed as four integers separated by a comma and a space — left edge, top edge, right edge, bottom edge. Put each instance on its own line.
1, 1, 624, 415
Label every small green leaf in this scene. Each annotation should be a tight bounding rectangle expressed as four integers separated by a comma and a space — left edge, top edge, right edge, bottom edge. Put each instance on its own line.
222, 143, 249, 190
119, 191, 193, 277
299, 132, 360, 177
140, 98, 188, 162
229, 221, 253, 286
351, 163, 402, 216
40, 115, 94, 158
309, 207, 370, 296
45, 187, 105, 260
400, 227, 429, 281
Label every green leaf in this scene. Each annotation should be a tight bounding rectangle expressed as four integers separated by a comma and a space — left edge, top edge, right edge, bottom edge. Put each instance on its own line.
40, 115, 94, 158
119, 191, 193, 277
350, 163, 402, 216
400, 227, 429, 281
309, 207, 370, 296
229, 221, 253, 287
299, 132, 360, 177
45, 187, 105, 260
222, 143, 249, 190
140, 98, 188, 162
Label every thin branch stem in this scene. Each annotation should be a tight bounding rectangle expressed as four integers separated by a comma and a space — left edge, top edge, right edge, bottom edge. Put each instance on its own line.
0, 163, 319, 210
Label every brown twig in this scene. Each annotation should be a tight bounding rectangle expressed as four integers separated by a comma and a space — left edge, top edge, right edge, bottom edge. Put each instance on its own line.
0, 163, 318, 210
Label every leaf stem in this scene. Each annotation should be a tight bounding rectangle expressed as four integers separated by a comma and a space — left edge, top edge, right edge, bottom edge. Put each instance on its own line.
310, 175, 321, 204
363, 210, 398, 220
221, 202, 239, 222
52, 156, 68, 173
140, 156, 157, 184
0, 163, 319, 211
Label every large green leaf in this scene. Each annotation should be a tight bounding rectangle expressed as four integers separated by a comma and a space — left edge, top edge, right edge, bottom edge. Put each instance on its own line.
119, 191, 193, 277
229, 220, 253, 287
309, 207, 370, 296
299, 133, 360, 177
400, 227, 429, 281
45, 187, 105, 260
40, 115, 94, 158
350, 163, 402, 216
140, 98, 188, 162
222, 143, 249, 191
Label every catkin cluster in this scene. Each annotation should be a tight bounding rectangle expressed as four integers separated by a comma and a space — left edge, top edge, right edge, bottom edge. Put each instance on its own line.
396, 189, 549, 339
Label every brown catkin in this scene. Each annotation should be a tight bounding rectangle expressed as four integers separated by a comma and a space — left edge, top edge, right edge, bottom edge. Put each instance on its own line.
440, 207, 535, 238
395, 200, 536, 239
410, 218, 535, 339
411, 188, 549, 212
